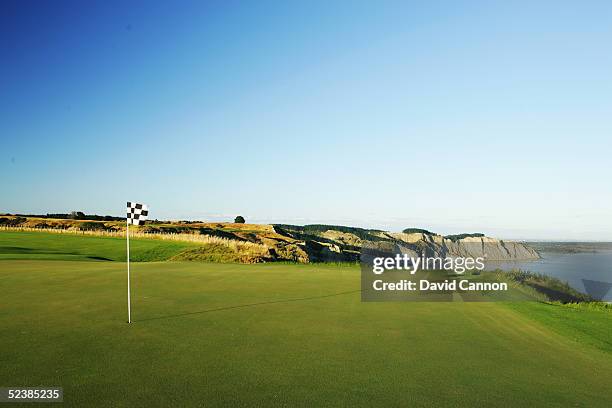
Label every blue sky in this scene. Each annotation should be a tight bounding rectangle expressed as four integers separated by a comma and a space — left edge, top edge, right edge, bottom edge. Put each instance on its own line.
1, 1, 611, 240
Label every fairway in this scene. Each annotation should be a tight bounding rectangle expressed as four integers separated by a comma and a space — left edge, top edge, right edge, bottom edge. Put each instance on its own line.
2, 257, 612, 406
0, 231, 197, 262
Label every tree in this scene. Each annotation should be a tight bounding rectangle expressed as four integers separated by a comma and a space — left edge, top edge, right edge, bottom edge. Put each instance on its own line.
234, 215, 245, 224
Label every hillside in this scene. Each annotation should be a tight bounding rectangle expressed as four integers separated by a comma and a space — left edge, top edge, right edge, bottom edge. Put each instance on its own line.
0, 215, 539, 263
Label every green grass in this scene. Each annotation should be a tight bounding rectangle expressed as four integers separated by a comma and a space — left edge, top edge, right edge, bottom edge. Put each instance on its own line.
2, 261, 612, 407
0, 231, 197, 261
1, 231, 612, 407
506, 301, 612, 354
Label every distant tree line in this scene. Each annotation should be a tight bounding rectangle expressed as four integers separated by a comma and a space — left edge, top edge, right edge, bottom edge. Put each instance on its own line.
3, 212, 124, 221
402, 228, 435, 235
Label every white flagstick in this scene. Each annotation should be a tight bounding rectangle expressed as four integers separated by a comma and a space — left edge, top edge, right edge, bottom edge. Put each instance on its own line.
127, 219, 131, 323
126, 201, 148, 324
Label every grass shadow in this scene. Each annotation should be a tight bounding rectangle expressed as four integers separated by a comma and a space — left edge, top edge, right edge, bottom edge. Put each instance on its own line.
137, 289, 362, 323
87, 256, 113, 261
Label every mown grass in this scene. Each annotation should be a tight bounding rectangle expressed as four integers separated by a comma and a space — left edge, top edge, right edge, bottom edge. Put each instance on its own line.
1, 260, 612, 407
1, 231, 612, 407
0, 231, 197, 261
505, 301, 612, 354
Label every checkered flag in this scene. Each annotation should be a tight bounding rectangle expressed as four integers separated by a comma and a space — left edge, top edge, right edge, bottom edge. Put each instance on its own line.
127, 202, 149, 226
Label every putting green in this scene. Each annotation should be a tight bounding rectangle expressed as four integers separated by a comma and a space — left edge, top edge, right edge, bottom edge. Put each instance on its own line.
1, 260, 611, 407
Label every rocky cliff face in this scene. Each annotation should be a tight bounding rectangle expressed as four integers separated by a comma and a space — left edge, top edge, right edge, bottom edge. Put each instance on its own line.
385, 232, 539, 260
272, 225, 540, 263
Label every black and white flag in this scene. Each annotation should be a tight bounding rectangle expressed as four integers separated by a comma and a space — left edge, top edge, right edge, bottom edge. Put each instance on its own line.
127, 202, 149, 226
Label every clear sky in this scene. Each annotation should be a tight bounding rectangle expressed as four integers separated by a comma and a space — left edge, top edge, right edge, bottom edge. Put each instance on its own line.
1, 1, 611, 240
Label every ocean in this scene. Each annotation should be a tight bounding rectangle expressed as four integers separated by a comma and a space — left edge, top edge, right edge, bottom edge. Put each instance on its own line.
485, 250, 612, 301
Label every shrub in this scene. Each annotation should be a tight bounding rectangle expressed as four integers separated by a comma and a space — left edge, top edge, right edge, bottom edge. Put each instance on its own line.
445, 233, 485, 242
0, 217, 27, 226
141, 226, 160, 233
199, 227, 241, 240
69, 211, 86, 220
78, 221, 107, 231
159, 226, 192, 234
402, 228, 434, 235
234, 216, 245, 224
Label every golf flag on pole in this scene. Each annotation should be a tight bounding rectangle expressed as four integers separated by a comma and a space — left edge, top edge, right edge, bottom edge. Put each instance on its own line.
126, 201, 149, 323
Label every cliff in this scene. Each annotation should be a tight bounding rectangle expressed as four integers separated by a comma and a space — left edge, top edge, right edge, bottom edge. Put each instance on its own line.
272, 225, 540, 263
0, 216, 540, 263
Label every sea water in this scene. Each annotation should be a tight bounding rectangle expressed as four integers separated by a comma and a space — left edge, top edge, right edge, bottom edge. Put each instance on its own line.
485, 250, 612, 301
